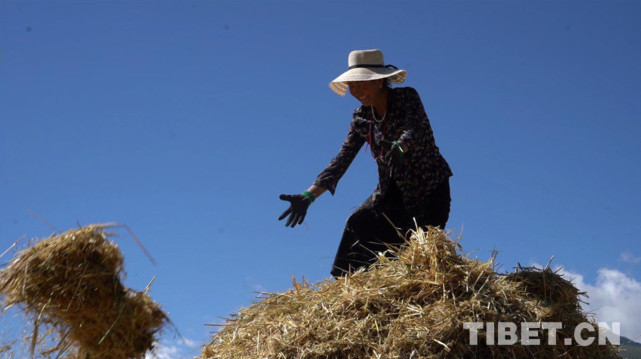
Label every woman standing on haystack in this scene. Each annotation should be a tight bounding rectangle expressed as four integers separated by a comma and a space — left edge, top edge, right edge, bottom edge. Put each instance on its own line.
279, 49, 452, 277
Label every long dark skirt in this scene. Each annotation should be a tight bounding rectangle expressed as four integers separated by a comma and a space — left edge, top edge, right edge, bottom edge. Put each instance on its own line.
330, 179, 451, 277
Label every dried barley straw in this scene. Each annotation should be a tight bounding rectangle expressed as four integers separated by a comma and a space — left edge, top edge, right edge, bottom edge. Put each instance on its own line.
0, 224, 167, 359
200, 227, 619, 359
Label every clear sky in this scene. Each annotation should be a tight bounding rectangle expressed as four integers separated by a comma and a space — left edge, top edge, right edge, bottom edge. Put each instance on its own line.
1, 1, 640, 357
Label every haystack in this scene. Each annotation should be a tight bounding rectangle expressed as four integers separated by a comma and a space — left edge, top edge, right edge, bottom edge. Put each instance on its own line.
200, 227, 619, 359
0, 224, 168, 359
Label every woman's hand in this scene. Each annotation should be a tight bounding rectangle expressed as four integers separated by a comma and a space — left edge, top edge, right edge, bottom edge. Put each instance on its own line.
385, 141, 406, 176
279, 194, 312, 227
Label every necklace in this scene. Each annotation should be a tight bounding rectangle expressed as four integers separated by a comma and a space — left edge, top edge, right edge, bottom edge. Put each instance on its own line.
371, 106, 386, 123
366, 106, 387, 161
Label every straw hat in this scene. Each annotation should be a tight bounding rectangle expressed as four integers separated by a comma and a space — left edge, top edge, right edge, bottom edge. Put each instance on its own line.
329, 49, 407, 96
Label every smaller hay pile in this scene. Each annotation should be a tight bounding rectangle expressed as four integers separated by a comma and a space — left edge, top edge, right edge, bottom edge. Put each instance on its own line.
200, 227, 620, 359
0, 224, 168, 359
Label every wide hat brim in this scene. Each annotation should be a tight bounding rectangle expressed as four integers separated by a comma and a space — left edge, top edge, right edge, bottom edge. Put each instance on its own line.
329, 67, 407, 96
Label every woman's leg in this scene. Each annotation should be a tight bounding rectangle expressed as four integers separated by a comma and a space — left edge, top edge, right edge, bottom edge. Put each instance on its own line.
416, 178, 451, 230
330, 197, 379, 277
330, 186, 410, 277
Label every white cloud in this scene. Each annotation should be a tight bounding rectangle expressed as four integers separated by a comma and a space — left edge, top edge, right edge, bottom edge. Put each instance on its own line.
146, 344, 181, 359
145, 337, 199, 359
180, 337, 199, 348
555, 267, 641, 341
621, 251, 641, 264
244, 276, 267, 293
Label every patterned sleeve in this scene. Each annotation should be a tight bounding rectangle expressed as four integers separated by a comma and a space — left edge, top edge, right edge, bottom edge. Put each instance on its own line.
398, 87, 430, 149
313, 118, 365, 195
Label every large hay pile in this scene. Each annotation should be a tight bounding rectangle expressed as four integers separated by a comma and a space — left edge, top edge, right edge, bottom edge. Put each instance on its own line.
200, 227, 619, 359
0, 224, 168, 359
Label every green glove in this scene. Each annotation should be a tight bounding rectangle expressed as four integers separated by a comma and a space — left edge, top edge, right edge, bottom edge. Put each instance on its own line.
278, 191, 315, 228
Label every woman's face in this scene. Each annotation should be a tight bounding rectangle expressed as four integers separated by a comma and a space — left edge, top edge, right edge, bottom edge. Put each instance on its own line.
347, 80, 384, 106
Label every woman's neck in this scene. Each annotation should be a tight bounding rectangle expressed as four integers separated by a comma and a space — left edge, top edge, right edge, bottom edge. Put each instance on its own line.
371, 87, 389, 118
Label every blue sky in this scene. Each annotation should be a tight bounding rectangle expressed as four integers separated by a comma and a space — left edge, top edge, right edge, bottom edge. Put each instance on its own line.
1, 1, 640, 357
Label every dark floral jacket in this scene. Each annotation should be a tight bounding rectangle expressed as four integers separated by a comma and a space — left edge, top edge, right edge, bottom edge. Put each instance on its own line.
313, 87, 452, 214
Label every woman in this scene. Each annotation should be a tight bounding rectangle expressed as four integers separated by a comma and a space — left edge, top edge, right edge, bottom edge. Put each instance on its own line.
279, 49, 452, 277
